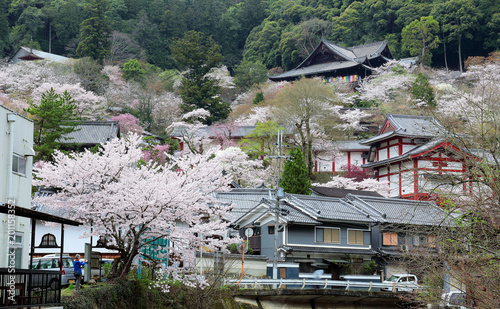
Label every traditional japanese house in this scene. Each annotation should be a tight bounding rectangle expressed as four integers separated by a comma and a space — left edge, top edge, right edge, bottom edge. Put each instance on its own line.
269, 39, 393, 82
360, 114, 471, 200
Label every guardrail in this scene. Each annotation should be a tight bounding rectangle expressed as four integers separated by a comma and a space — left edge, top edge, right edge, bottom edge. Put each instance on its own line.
224, 278, 420, 292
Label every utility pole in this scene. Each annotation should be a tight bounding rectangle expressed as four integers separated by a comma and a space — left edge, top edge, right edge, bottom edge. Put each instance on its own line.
269, 129, 287, 280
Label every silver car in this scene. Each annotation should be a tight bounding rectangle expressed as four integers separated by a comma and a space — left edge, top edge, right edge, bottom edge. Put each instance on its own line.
30, 255, 75, 289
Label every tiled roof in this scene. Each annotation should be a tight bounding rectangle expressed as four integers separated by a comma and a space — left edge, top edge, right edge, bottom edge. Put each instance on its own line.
351, 195, 453, 226
214, 189, 272, 222
270, 39, 389, 80
311, 187, 383, 198
287, 194, 377, 223
59, 121, 120, 145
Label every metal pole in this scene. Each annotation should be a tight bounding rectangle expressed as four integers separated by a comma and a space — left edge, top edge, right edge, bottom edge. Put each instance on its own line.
272, 130, 283, 280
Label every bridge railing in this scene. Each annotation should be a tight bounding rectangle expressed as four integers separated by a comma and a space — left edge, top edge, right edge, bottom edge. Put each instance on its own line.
224, 278, 420, 292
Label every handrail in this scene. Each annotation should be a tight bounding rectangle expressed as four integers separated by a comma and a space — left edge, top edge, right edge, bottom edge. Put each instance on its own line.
224, 278, 420, 291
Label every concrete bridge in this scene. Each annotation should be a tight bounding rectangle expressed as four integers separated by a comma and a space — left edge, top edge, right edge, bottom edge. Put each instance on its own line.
233, 289, 416, 309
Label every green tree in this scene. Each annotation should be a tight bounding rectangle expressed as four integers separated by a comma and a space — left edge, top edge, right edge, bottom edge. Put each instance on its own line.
76, 0, 111, 64
233, 60, 268, 91
281, 147, 311, 195
122, 58, 146, 82
432, 0, 481, 72
272, 77, 337, 178
239, 121, 282, 160
253, 92, 264, 105
411, 72, 436, 107
171, 30, 230, 124
26, 88, 80, 161
402, 16, 440, 68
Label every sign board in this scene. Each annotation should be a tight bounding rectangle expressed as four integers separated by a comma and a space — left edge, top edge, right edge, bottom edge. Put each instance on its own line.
245, 228, 254, 238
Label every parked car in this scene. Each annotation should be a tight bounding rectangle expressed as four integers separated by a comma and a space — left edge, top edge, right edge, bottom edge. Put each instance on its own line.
90, 259, 114, 279
30, 254, 75, 289
439, 291, 467, 309
381, 274, 419, 292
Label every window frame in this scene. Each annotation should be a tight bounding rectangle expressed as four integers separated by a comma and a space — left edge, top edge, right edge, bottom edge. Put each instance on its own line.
12, 153, 27, 176
347, 229, 366, 245
315, 227, 341, 244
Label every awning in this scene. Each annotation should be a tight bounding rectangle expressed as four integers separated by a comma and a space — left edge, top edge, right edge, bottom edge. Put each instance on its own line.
294, 259, 316, 263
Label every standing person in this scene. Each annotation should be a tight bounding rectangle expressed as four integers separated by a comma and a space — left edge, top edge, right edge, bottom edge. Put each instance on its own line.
73, 254, 87, 291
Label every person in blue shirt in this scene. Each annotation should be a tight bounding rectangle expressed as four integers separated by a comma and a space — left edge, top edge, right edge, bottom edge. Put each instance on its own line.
73, 254, 87, 290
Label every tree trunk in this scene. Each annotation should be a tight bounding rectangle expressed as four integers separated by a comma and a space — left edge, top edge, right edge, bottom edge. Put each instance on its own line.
443, 32, 448, 71
458, 34, 463, 72
305, 120, 313, 178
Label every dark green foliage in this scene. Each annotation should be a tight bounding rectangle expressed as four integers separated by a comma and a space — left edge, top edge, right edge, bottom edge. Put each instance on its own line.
253, 91, 264, 105
26, 88, 80, 161
411, 72, 436, 107
402, 16, 440, 67
171, 30, 230, 124
234, 60, 268, 91
122, 58, 146, 82
281, 147, 311, 195
76, 0, 112, 64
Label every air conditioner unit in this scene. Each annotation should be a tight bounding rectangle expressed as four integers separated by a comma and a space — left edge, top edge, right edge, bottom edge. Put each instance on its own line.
400, 245, 409, 252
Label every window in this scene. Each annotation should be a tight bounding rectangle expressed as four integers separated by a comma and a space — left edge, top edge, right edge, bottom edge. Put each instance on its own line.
316, 228, 340, 243
348, 230, 364, 245
268, 226, 275, 234
427, 235, 437, 248
383, 232, 398, 246
39, 233, 58, 248
12, 154, 26, 176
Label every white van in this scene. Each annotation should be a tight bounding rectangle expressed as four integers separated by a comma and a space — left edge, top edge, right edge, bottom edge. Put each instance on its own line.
381, 274, 419, 292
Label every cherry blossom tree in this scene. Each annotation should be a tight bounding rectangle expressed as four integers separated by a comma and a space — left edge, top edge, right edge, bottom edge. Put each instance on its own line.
110, 113, 144, 134
313, 176, 389, 197
33, 133, 235, 284
168, 109, 211, 154
31, 82, 105, 118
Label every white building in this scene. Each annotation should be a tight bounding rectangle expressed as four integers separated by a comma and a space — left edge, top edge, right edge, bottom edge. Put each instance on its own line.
0, 104, 35, 268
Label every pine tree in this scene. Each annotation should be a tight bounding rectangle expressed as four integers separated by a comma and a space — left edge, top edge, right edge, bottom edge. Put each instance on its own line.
281, 147, 311, 195
26, 88, 80, 161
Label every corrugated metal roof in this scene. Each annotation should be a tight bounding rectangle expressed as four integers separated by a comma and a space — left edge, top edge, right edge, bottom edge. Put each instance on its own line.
18, 47, 70, 63
60, 121, 120, 145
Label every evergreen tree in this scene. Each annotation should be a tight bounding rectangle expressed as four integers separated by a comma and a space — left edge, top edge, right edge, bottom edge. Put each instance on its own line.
171, 30, 230, 124
281, 147, 311, 195
76, 0, 111, 64
411, 73, 436, 107
26, 88, 80, 161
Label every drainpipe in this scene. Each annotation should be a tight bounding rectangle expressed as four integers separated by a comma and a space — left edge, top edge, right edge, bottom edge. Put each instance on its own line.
6, 113, 16, 204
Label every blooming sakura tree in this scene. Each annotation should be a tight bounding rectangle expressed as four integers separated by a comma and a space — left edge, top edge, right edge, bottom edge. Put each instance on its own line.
111, 113, 144, 134
33, 134, 234, 284
31, 82, 105, 118
212, 147, 270, 187
332, 106, 371, 138
168, 108, 211, 154
313, 176, 389, 197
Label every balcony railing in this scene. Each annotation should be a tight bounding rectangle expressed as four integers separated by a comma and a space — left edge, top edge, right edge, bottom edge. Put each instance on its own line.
0, 268, 61, 308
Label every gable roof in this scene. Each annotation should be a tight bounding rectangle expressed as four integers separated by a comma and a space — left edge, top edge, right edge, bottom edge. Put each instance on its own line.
233, 191, 452, 227
360, 114, 444, 146
11, 47, 70, 64
59, 121, 120, 145
269, 39, 392, 81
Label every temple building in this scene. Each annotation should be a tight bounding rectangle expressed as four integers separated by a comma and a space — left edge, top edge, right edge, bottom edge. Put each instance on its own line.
269, 39, 393, 82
